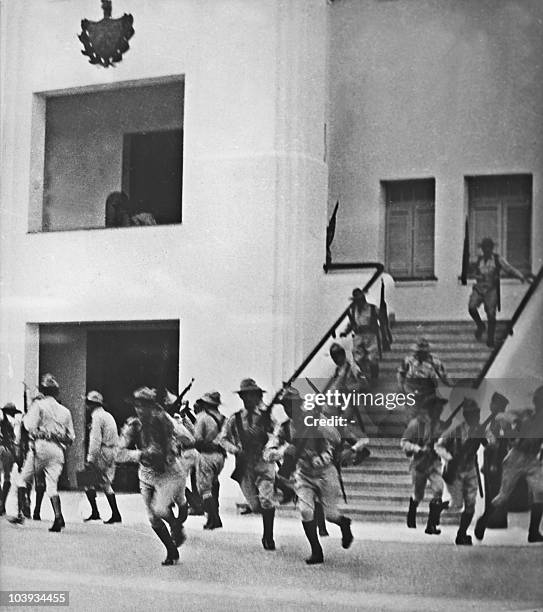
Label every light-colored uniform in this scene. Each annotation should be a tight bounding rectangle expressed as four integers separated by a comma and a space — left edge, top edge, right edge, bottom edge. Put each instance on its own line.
401, 416, 444, 503
19, 396, 75, 497
265, 420, 342, 522
117, 412, 194, 526
342, 303, 379, 370
0, 416, 16, 487
194, 409, 225, 500
219, 404, 276, 512
87, 407, 119, 494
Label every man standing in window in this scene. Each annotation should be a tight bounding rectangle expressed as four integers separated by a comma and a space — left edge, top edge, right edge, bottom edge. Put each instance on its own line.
468, 237, 527, 348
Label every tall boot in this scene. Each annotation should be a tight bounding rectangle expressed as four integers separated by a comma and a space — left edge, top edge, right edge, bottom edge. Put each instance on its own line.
7, 487, 27, 524
528, 503, 543, 543
23, 484, 32, 519
425, 499, 441, 535
302, 520, 324, 564
152, 521, 180, 565
407, 497, 418, 529
314, 502, 329, 536
165, 507, 186, 547
203, 496, 216, 530
328, 515, 354, 549
49, 495, 65, 532
33, 484, 45, 520
474, 505, 493, 541
455, 510, 474, 545
84, 489, 100, 521
0, 481, 10, 516
212, 482, 223, 528
261, 508, 276, 550
104, 493, 122, 524
486, 319, 496, 348
469, 308, 485, 340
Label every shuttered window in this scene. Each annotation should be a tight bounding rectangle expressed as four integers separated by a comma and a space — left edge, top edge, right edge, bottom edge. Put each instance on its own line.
468, 175, 532, 275
385, 179, 435, 279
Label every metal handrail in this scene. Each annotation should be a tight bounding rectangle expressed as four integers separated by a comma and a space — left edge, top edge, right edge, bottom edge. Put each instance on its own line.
474, 265, 543, 387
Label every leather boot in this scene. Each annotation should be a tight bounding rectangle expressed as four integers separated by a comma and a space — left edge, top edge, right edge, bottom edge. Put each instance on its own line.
23, 484, 31, 518
84, 489, 100, 521
0, 481, 10, 515
302, 520, 324, 564
425, 500, 441, 535
203, 496, 215, 530
455, 510, 474, 545
474, 506, 492, 541
407, 497, 418, 529
7, 487, 27, 524
33, 485, 45, 520
315, 502, 329, 536
212, 485, 222, 528
104, 493, 122, 524
486, 319, 496, 348
338, 515, 354, 549
152, 521, 179, 565
528, 503, 543, 543
49, 495, 65, 532
261, 508, 276, 550
469, 309, 485, 340
166, 508, 186, 547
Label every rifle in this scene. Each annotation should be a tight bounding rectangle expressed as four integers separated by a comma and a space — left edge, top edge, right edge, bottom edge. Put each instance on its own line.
442, 404, 500, 485
166, 378, 195, 415
17, 382, 30, 471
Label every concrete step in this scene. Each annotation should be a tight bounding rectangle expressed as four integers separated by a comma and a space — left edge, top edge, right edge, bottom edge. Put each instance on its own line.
380, 352, 490, 362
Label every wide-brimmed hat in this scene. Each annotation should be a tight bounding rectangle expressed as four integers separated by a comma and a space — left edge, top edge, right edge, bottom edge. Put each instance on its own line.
40, 373, 59, 390
463, 397, 480, 413
199, 391, 221, 407
413, 337, 430, 351
234, 378, 265, 394
1, 402, 21, 416
85, 390, 104, 406
133, 387, 158, 404
350, 287, 366, 300
490, 391, 508, 412
278, 386, 302, 405
329, 342, 345, 354
479, 237, 495, 249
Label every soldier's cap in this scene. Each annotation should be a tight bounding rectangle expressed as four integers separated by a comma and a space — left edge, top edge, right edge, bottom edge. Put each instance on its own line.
199, 391, 221, 407
133, 387, 159, 405
1, 402, 21, 416
329, 342, 345, 354
40, 373, 59, 390
234, 378, 266, 394
350, 287, 366, 300
85, 390, 104, 406
414, 337, 430, 351
278, 386, 302, 405
490, 391, 509, 411
479, 237, 495, 249
462, 397, 480, 413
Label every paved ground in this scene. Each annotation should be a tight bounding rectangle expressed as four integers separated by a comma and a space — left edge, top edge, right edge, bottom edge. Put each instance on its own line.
1, 493, 542, 612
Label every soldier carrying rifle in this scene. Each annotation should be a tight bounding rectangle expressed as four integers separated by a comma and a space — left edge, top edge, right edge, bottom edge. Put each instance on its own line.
0, 403, 21, 515
219, 378, 277, 551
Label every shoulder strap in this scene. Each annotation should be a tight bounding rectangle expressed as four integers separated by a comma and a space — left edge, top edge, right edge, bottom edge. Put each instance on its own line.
206, 409, 224, 431
234, 411, 244, 446
494, 253, 501, 270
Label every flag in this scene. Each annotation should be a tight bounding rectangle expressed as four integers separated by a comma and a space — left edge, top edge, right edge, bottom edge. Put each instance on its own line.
379, 279, 393, 351
461, 216, 470, 285
326, 201, 339, 264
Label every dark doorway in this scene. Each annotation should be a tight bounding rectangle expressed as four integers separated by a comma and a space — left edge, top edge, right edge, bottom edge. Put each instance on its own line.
123, 129, 183, 225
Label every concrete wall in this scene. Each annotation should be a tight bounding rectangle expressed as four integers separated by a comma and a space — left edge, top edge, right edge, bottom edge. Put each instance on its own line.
327, 0, 543, 320
0, 1, 329, 415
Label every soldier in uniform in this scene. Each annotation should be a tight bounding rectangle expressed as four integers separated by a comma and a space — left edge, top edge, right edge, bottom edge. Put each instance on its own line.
397, 338, 452, 417
468, 237, 527, 347
436, 398, 487, 545
82, 391, 122, 524
475, 386, 543, 543
340, 287, 380, 382
265, 387, 353, 564
0, 403, 21, 515
400, 395, 448, 534
219, 378, 277, 550
117, 387, 194, 565
193, 391, 226, 530
9, 374, 75, 532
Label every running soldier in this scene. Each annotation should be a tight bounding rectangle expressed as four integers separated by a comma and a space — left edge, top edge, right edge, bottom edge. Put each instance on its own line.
340, 287, 380, 382
219, 378, 277, 550
397, 338, 452, 416
468, 237, 527, 347
9, 374, 75, 532
82, 391, 122, 524
475, 386, 543, 543
193, 391, 226, 530
117, 387, 194, 565
436, 398, 487, 545
400, 395, 448, 534
0, 403, 21, 515
265, 387, 353, 564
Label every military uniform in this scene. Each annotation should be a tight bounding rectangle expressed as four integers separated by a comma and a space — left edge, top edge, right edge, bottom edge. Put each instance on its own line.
117, 387, 195, 565
401, 413, 446, 534
342, 293, 380, 379
193, 392, 226, 529
0, 404, 20, 515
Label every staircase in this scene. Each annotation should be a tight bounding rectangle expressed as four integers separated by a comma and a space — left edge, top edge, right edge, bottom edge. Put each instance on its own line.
338, 319, 509, 522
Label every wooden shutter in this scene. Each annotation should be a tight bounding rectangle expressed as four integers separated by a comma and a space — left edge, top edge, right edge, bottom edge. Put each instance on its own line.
505, 204, 531, 274
386, 202, 412, 278
413, 202, 435, 278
